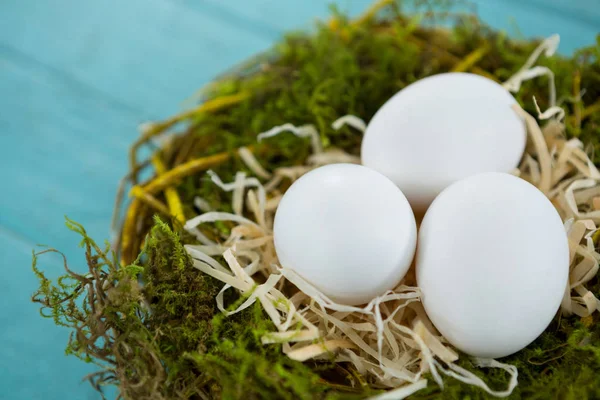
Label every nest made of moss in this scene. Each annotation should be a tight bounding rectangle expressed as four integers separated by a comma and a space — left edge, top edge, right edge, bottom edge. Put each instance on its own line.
32, 1, 600, 399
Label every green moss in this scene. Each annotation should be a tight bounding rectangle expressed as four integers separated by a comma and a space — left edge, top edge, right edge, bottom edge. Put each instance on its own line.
32, 2, 600, 399
408, 313, 600, 399
34, 217, 373, 399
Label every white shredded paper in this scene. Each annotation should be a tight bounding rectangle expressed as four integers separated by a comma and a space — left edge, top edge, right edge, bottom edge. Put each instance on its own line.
332, 114, 367, 132
181, 35, 600, 398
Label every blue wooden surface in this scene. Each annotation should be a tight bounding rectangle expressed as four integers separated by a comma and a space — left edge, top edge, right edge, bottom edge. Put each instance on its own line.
0, 1, 597, 399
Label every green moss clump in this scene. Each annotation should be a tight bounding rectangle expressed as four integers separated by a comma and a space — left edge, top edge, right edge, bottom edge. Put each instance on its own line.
33, 2, 600, 399
409, 314, 600, 399
33, 218, 373, 399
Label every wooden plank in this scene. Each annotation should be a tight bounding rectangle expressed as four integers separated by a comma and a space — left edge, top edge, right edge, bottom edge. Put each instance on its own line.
0, 2, 272, 398
512, 0, 600, 26
0, 44, 142, 400
0, 227, 98, 400
190, 0, 373, 32
1, 0, 271, 117
471, 0, 598, 54
0, 44, 135, 250
200, 0, 597, 54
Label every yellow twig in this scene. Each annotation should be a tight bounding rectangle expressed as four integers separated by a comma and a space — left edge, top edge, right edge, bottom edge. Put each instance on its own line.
130, 186, 171, 216
122, 185, 182, 265
152, 154, 185, 223
121, 146, 256, 263
121, 149, 256, 264
572, 70, 582, 132
141, 151, 233, 195
121, 197, 142, 266
581, 100, 600, 120
352, 0, 394, 26
568, 98, 600, 127
581, 314, 594, 328
406, 34, 498, 81
111, 158, 151, 237
592, 228, 600, 244
451, 44, 490, 72
144, 92, 251, 136
329, 0, 393, 41
331, 1, 496, 80
129, 91, 250, 182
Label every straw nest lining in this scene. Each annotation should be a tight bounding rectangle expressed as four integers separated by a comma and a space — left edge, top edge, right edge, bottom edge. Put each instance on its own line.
180, 35, 600, 399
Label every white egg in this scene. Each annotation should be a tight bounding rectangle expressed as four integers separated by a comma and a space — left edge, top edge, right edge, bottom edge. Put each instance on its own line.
273, 163, 417, 305
361, 72, 526, 212
417, 172, 569, 358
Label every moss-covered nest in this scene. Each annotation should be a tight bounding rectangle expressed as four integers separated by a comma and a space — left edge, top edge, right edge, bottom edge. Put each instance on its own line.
32, 1, 600, 399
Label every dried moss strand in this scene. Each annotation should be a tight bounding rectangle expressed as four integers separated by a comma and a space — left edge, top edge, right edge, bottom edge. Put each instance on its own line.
128, 92, 250, 183
121, 151, 240, 264
581, 99, 600, 120
352, 0, 395, 26
573, 70, 583, 132
152, 154, 185, 223
567, 98, 600, 127
172, 131, 211, 167
403, 32, 498, 81
120, 197, 142, 266
111, 159, 152, 241
130, 186, 172, 216
142, 152, 233, 195
149, 92, 251, 135
451, 44, 490, 72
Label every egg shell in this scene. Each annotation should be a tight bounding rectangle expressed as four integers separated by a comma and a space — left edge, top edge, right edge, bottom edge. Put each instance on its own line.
361, 72, 526, 212
417, 172, 569, 358
273, 163, 417, 306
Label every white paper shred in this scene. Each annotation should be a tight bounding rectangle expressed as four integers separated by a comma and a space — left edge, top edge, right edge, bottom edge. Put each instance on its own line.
503, 34, 560, 106
238, 146, 272, 179
332, 114, 367, 132
533, 96, 565, 121
193, 196, 213, 212
367, 379, 428, 400
182, 36, 600, 398
257, 123, 323, 154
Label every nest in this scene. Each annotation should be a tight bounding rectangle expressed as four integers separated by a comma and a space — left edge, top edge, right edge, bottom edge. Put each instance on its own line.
32, 1, 600, 399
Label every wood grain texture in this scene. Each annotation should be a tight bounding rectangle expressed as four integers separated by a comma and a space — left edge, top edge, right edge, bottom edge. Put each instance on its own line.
1, 0, 271, 117
204, 0, 598, 53
191, 0, 374, 33
0, 1, 272, 399
0, 1, 596, 399
0, 227, 98, 400
472, 0, 598, 54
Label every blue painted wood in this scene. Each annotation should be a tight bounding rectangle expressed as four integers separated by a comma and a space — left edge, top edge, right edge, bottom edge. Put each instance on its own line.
190, 0, 374, 35
0, 44, 136, 400
0, 44, 134, 244
0, 228, 98, 400
471, 0, 598, 54
1, 0, 271, 118
0, 1, 273, 399
202, 0, 598, 53
0, 1, 596, 399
